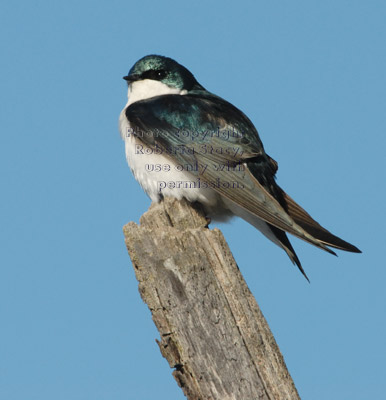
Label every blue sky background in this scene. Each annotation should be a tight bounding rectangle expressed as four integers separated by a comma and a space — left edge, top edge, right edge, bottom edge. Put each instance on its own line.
1, 1, 385, 399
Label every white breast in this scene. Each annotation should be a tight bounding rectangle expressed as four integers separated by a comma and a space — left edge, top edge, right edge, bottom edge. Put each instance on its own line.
119, 80, 222, 209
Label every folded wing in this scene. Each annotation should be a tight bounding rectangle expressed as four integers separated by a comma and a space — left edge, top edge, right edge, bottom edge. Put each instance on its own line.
126, 91, 360, 256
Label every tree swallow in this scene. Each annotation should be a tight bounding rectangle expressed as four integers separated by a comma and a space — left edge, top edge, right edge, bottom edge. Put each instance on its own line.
119, 55, 360, 280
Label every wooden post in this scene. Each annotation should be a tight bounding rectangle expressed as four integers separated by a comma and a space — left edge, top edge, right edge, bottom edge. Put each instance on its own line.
123, 197, 300, 400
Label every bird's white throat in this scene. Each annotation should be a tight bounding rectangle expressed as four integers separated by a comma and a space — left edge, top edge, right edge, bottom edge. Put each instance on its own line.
126, 79, 187, 107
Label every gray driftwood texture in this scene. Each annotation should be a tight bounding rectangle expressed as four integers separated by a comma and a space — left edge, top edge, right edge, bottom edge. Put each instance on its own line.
123, 197, 300, 400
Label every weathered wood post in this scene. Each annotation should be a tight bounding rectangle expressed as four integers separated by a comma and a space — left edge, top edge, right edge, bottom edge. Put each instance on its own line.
123, 197, 300, 400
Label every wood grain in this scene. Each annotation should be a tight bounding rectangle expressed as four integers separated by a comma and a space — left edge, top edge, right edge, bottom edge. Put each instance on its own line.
123, 197, 300, 400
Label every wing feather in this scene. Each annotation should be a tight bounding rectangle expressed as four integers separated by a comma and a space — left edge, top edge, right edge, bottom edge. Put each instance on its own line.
125, 91, 359, 254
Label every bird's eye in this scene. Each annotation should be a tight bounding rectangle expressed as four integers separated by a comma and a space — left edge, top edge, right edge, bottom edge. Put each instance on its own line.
141, 69, 167, 81
156, 70, 167, 79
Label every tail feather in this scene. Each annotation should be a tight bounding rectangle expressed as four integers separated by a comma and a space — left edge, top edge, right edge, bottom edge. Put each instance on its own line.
280, 189, 361, 253
246, 158, 360, 254
268, 224, 310, 282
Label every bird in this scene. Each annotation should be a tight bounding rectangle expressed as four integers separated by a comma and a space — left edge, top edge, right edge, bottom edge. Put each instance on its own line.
119, 54, 360, 281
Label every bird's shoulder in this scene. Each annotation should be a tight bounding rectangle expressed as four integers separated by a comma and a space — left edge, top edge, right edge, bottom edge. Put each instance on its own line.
125, 89, 265, 155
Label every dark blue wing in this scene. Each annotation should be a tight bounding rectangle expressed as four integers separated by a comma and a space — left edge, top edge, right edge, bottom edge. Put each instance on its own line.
125, 92, 355, 253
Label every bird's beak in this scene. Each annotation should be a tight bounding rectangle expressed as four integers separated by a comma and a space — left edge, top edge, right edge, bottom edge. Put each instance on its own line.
123, 74, 140, 82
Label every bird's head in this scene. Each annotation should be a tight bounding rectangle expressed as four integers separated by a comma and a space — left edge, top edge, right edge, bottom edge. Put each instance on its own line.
123, 55, 203, 92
